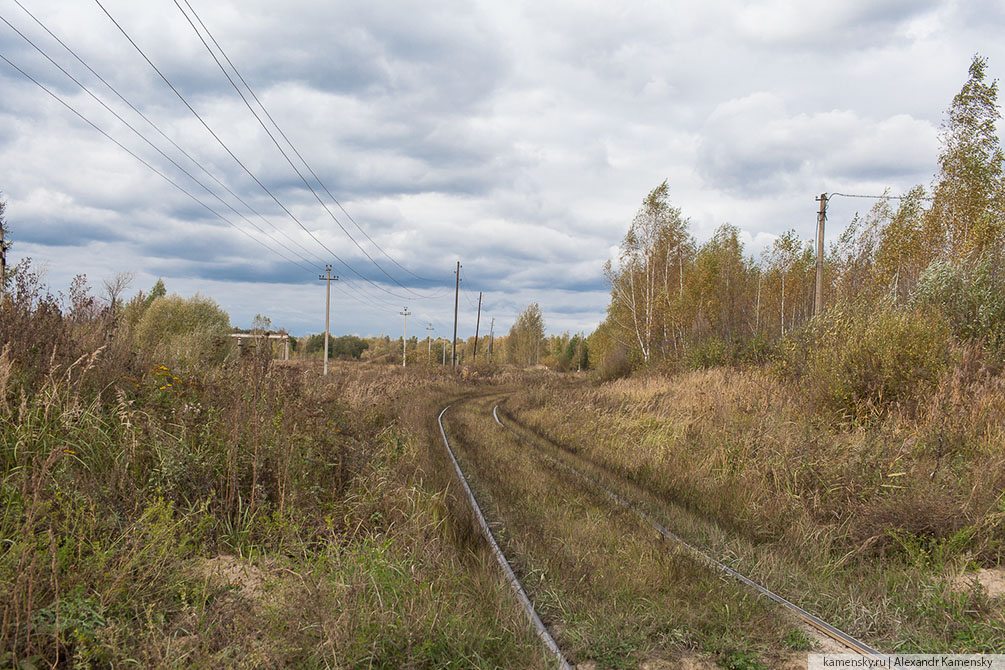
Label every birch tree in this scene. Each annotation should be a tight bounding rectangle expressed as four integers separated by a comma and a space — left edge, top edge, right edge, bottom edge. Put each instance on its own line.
931, 54, 1005, 259
604, 181, 691, 364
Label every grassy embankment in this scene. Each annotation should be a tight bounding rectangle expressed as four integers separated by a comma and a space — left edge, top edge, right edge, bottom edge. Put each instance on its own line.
445, 395, 821, 669
0, 271, 553, 668
503, 359, 1005, 653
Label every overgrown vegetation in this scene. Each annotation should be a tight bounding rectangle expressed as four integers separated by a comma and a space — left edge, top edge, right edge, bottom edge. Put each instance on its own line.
0, 263, 551, 668
3, 51, 1003, 670
594, 55, 1005, 394
490, 54, 1005, 655
503, 368, 1005, 652
446, 396, 812, 669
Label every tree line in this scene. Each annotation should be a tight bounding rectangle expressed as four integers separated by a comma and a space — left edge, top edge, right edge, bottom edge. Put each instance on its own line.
592, 55, 1005, 380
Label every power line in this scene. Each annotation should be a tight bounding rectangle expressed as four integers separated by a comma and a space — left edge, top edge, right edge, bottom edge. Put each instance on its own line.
177, 0, 448, 287
828, 192, 934, 202
322, 284, 450, 337
10, 0, 328, 268
0, 51, 312, 274
0, 12, 322, 273
458, 267, 480, 309
172, 0, 448, 299
822, 190, 935, 224
92, 0, 425, 301
336, 277, 417, 312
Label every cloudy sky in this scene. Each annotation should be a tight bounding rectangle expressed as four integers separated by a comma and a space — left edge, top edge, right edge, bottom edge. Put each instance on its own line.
2, 0, 1003, 337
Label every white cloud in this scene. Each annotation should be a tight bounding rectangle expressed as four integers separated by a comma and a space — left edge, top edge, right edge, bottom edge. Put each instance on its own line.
697, 92, 938, 196
2, 0, 1003, 336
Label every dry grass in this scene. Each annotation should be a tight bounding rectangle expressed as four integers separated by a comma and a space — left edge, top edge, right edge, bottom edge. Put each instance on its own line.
444, 396, 822, 669
503, 365, 1005, 652
0, 265, 552, 668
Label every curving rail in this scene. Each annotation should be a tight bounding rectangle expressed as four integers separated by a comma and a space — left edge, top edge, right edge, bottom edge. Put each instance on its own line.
437, 404, 572, 670
492, 403, 882, 658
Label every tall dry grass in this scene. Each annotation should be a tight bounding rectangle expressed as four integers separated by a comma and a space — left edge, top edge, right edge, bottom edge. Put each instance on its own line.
0, 264, 549, 668
504, 359, 1005, 651
509, 363, 1005, 561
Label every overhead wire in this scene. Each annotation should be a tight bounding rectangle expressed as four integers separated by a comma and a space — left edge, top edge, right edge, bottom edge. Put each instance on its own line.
7, 2, 459, 336
339, 278, 423, 312
822, 191, 935, 227
171, 0, 449, 300
0, 50, 313, 274
92, 0, 428, 301
325, 288, 450, 342
0, 12, 322, 273
828, 192, 934, 201
411, 310, 450, 335
10, 0, 328, 267
178, 0, 449, 288
458, 267, 481, 309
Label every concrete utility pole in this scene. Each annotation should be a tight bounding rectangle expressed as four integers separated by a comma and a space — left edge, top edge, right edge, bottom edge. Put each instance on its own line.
399, 307, 410, 367
426, 324, 433, 364
0, 207, 6, 300
815, 193, 827, 316
0, 224, 5, 299
473, 291, 483, 360
318, 265, 338, 376
452, 261, 461, 368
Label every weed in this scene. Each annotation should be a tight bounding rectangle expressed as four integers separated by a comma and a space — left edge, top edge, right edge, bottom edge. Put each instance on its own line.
503, 366, 1005, 652
782, 629, 814, 651
719, 648, 767, 670
0, 266, 550, 668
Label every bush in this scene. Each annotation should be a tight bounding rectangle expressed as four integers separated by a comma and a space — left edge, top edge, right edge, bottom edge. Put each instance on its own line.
685, 334, 776, 371
686, 337, 729, 369
133, 294, 231, 367
912, 250, 1005, 353
594, 342, 632, 381
781, 301, 952, 421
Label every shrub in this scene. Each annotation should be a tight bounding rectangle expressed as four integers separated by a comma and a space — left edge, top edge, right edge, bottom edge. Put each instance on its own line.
134, 294, 231, 367
595, 342, 632, 381
685, 334, 776, 371
781, 301, 952, 420
912, 250, 1005, 353
686, 336, 729, 369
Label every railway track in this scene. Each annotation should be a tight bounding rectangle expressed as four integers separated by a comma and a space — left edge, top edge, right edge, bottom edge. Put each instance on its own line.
438, 403, 572, 669
438, 395, 882, 667
490, 402, 882, 658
